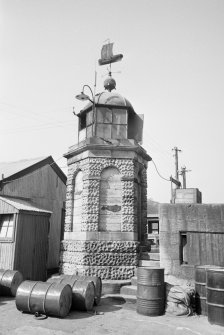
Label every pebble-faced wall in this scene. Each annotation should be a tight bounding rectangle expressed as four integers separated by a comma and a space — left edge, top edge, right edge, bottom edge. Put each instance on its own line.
60, 153, 148, 280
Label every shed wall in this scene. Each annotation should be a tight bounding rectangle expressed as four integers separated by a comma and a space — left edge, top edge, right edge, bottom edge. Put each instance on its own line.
0, 242, 15, 269
14, 212, 49, 281
0, 165, 66, 269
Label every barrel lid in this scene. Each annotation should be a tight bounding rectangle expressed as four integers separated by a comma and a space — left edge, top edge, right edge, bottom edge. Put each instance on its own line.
206, 267, 224, 273
195, 265, 221, 269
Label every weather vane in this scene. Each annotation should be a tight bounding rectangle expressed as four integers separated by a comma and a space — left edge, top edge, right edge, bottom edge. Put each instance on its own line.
98, 40, 123, 92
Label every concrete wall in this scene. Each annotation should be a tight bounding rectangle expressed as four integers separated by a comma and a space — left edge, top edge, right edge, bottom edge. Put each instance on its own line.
175, 188, 202, 204
159, 203, 224, 280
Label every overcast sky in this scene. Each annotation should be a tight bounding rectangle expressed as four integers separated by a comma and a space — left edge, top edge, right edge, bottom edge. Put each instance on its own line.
1, 0, 224, 203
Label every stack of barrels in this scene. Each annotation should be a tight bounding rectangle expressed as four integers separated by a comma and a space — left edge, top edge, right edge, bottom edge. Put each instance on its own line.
137, 267, 165, 316
47, 274, 102, 311
195, 265, 224, 327
0, 269, 102, 319
15, 274, 102, 318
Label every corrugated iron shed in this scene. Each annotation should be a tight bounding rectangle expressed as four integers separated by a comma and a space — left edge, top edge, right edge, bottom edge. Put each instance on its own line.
0, 195, 51, 280
0, 156, 66, 272
0, 155, 67, 185
0, 196, 52, 214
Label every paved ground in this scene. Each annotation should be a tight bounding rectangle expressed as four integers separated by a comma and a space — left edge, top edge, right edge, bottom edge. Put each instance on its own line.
0, 294, 223, 335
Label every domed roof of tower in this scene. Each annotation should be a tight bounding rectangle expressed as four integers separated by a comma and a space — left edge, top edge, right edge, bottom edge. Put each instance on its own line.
96, 91, 134, 108
79, 90, 135, 115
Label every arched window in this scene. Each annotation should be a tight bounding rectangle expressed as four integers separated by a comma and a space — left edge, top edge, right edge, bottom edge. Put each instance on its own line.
72, 170, 83, 231
99, 167, 122, 232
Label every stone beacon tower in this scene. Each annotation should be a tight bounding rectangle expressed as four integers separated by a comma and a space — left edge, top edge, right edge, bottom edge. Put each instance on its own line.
60, 43, 151, 281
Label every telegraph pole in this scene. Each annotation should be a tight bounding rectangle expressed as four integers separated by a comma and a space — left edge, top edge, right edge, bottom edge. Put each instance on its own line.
179, 166, 191, 189
172, 147, 182, 188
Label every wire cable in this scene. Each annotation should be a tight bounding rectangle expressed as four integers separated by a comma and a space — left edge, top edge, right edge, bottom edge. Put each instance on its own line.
150, 159, 170, 182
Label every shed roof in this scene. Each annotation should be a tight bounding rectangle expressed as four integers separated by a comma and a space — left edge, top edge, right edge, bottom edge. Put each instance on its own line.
0, 156, 67, 185
0, 196, 52, 214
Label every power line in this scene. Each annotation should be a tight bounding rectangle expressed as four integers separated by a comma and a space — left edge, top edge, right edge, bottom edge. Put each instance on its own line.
0, 102, 73, 125
143, 143, 173, 179
150, 159, 170, 182
143, 127, 173, 160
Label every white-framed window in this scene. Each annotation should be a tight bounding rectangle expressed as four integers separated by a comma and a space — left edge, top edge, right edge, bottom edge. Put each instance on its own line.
0, 214, 14, 240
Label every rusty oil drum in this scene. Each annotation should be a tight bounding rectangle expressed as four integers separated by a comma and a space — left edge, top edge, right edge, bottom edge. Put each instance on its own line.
47, 275, 95, 311
137, 267, 165, 316
206, 268, 224, 327
70, 275, 102, 306
15, 281, 72, 318
0, 269, 23, 297
195, 265, 221, 315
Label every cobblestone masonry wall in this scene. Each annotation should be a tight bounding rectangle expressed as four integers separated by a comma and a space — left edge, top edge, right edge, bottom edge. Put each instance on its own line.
61, 156, 148, 280
60, 240, 139, 279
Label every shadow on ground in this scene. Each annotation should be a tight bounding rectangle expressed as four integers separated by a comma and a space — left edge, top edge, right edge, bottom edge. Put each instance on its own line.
0, 296, 14, 306
64, 295, 136, 320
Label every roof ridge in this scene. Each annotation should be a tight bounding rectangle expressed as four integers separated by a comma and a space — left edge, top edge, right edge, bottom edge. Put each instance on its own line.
0, 156, 67, 185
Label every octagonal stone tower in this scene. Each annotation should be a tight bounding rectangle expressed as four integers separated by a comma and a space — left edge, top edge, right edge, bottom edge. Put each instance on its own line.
60, 85, 151, 280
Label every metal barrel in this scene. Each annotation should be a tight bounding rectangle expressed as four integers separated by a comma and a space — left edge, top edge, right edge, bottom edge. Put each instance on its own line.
15, 280, 72, 318
47, 276, 64, 283
71, 275, 102, 306
195, 265, 221, 315
206, 268, 224, 327
47, 274, 101, 306
0, 269, 23, 297
47, 275, 95, 311
137, 267, 165, 316
70, 279, 95, 311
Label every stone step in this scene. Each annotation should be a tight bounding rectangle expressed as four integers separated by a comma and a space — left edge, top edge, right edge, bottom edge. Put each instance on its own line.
120, 284, 137, 297
138, 260, 160, 267
131, 276, 137, 285
141, 252, 160, 261
102, 280, 131, 295
150, 246, 160, 253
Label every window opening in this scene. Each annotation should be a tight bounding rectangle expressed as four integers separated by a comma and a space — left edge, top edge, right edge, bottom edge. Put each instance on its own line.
0, 214, 14, 239
80, 114, 87, 130
147, 220, 159, 235
180, 232, 188, 264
